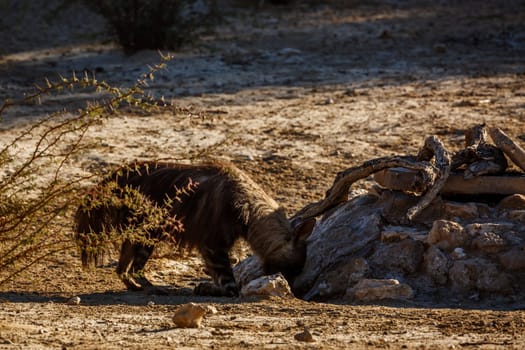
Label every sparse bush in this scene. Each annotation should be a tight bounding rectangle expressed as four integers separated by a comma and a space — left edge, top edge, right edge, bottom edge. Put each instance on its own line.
86, 0, 217, 53
0, 54, 177, 285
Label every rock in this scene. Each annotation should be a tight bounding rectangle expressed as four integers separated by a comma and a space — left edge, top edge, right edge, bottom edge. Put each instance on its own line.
499, 249, 525, 270
450, 247, 467, 260
369, 239, 424, 274
233, 255, 265, 288
310, 258, 369, 299
442, 201, 479, 220
66, 296, 81, 305
294, 327, 315, 342
293, 195, 382, 298
381, 225, 427, 242
172, 303, 207, 328
448, 258, 510, 293
476, 263, 512, 293
240, 273, 292, 298
427, 220, 467, 251
346, 279, 414, 301
378, 190, 442, 225
465, 222, 515, 237
205, 305, 219, 315
503, 210, 525, 222
497, 194, 525, 212
471, 231, 507, 253
423, 246, 449, 285
324, 97, 334, 105
448, 259, 479, 292
465, 223, 513, 253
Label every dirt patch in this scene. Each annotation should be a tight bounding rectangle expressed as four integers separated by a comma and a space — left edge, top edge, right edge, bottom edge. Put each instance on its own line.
1, 0, 525, 348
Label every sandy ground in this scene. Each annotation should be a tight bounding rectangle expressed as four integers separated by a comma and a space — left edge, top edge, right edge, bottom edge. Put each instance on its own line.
1, 0, 525, 348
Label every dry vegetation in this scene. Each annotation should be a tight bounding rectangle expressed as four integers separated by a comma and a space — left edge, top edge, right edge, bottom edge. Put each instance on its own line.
1, 0, 525, 348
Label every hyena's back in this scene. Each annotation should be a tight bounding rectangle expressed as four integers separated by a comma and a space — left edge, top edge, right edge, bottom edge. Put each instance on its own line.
112, 161, 248, 250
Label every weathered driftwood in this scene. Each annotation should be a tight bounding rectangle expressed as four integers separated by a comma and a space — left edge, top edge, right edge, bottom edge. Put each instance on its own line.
489, 127, 525, 172
294, 136, 450, 222
292, 155, 436, 221
451, 124, 507, 178
374, 168, 525, 196
407, 135, 451, 220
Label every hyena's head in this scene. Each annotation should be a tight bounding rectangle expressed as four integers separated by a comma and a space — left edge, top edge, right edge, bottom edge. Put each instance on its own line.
260, 214, 316, 284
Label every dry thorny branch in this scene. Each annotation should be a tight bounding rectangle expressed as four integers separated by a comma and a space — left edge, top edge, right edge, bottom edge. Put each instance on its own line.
0, 53, 179, 285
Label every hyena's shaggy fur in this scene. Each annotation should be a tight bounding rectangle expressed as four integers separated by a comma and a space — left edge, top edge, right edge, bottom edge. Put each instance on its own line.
75, 161, 315, 296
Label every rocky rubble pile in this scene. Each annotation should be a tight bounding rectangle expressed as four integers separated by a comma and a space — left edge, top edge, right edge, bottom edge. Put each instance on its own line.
236, 125, 525, 304
293, 190, 525, 302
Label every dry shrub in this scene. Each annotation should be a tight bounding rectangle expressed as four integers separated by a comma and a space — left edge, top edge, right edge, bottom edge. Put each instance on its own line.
0, 54, 176, 285
86, 0, 217, 53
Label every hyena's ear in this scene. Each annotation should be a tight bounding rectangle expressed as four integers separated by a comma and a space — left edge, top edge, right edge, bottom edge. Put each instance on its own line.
291, 217, 316, 242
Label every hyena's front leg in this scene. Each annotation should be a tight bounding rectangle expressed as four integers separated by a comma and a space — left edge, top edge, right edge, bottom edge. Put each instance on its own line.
195, 247, 239, 297
116, 240, 154, 291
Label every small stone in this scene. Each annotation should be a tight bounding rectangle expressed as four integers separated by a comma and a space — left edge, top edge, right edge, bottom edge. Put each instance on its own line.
503, 210, 525, 222
499, 249, 525, 270
294, 327, 315, 342
205, 305, 219, 314
476, 263, 511, 293
325, 97, 334, 105
442, 202, 479, 220
449, 259, 478, 292
147, 301, 155, 307
427, 220, 467, 251
471, 231, 507, 253
381, 225, 427, 242
172, 303, 207, 328
465, 222, 515, 237
450, 247, 467, 260
309, 258, 369, 299
423, 246, 449, 284
369, 239, 424, 273
497, 194, 525, 212
67, 296, 81, 305
240, 273, 292, 298
346, 279, 414, 301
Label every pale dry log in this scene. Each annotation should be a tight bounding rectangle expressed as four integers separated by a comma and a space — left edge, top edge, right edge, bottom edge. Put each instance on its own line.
293, 156, 437, 221
408, 136, 451, 220
489, 127, 525, 172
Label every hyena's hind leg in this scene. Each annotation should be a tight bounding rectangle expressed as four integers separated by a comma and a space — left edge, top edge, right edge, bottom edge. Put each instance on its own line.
116, 240, 155, 291
195, 247, 239, 297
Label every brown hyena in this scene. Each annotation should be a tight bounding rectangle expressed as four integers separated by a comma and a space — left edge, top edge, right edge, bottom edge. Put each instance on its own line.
75, 161, 315, 296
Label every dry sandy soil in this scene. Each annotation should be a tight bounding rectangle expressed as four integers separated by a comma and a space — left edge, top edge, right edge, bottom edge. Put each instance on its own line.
1, 0, 525, 349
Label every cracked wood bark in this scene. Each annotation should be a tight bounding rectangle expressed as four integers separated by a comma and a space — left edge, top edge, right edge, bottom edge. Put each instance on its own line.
451, 124, 507, 178
294, 136, 450, 222
407, 135, 451, 220
489, 127, 525, 172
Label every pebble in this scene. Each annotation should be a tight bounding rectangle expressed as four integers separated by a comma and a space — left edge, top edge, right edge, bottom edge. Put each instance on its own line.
325, 97, 334, 105
67, 296, 81, 305
172, 303, 207, 328
294, 327, 315, 342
